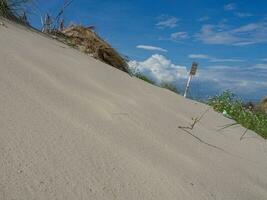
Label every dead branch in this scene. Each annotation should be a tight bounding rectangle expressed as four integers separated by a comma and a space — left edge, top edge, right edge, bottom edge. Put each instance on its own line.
240, 129, 248, 141
178, 108, 226, 151
218, 123, 249, 141
55, 0, 74, 26
178, 108, 210, 130
180, 128, 225, 151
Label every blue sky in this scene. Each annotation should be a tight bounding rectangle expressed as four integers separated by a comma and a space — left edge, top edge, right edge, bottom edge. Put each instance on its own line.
29, 0, 267, 101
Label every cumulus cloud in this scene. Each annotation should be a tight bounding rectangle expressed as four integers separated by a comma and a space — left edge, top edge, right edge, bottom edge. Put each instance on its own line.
196, 20, 267, 46
171, 32, 188, 40
156, 16, 179, 28
128, 54, 188, 84
128, 55, 267, 101
136, 45, 167, 52
224, 3, 236, 11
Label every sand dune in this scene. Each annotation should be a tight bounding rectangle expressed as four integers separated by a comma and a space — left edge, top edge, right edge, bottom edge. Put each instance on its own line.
0, 19, 267, 200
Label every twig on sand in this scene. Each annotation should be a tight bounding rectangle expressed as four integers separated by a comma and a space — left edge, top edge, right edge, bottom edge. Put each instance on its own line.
240, 128, 248, 141
218, 122, 239, 131
178, 108, 224, 151
218, 122, 249, 141
180, 128, 225, 151
178, 108, 210, 130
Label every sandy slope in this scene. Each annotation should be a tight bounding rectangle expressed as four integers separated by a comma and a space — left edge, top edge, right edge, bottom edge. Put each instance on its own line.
0, 19, 267, 200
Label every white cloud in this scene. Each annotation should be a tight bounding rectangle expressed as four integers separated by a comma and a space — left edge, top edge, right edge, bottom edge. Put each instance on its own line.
188, 54, 244, 62
197, 16, 210, 22
224, 3, 236, 11
156, 16, 179, 28
128, 54, 188, 84
136, 45, 167, 52
170, 32, 188, 40
196, 21, 267, 46
188, 54, 209, 59
209, 58, 244, 62
252, 64, 267, 69
260, 58, 267, 62
233, 23, 260, 33
196, 64, 267, 99
235, 12, 253, 18
196, 25, 238, 45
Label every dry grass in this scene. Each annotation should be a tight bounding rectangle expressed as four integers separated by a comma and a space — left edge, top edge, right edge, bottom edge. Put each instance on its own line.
53, 25, 129, 73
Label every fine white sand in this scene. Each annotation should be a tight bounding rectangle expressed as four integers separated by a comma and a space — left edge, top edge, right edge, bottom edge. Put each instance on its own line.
1, 19, 267, 200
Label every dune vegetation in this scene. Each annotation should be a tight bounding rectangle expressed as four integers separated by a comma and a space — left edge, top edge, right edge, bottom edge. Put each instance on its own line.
208, 91, 267, 139
129, 70, 180, 94
128, 69, 267, 139
57, 25, 129, 73
128, 68, 267, 139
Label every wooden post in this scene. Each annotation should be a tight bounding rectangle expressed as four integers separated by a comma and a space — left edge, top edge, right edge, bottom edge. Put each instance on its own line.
184, 62, 198, 98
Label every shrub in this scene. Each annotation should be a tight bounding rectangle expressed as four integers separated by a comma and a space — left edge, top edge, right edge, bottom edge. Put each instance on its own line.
128, 69, 180, 94
160, 81, 180, 94
134, 73, 155, 85
208, 91, 267, 139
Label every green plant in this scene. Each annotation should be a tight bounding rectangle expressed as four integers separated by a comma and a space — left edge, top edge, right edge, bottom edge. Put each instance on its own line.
160, 81, 180, 94
127, 66, 154, 84
208, 91, 267, 139
134, 72, 156, 85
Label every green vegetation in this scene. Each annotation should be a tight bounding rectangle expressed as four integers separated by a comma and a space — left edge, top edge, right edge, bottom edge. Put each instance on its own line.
134, 73, 156, 85
129, 68, 159, 87
160, 81, 180, 94
208, 91, 267, 139
130, 70, 181, 94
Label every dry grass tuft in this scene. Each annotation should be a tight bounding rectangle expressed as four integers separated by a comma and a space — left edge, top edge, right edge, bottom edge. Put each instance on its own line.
53, 25, 129, 73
